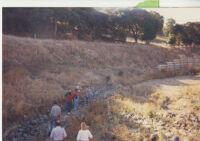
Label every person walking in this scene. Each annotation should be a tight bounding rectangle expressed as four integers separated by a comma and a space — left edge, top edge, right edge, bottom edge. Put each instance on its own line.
73, 88, 79, 110
85, 85, 92, 104
50, 120, 67, 141
76, 122, 93, 141
65, 89, 73, 114
49, 101, 61, 134
75, 85, 81, 103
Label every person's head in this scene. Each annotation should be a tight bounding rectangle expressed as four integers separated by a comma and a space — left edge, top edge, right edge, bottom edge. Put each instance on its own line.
53, 101, 57, 105
68, 89, 72, 94
76, 85, 80, 90
56, 120, 61, 126
174, 136, 179, 141
81, 122, 88, 130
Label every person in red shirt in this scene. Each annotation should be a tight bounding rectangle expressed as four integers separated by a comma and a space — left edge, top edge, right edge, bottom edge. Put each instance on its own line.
65, 89, 73, 114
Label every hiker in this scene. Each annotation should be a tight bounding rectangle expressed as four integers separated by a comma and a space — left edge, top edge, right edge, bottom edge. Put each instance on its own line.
49, 101, 61, 134
73, 88, 79, 110
76, 122, 93, 141
85, 85, 92, 104
65, 89, 73, 114
75, 85, 81, 103
50, 120, 67, 141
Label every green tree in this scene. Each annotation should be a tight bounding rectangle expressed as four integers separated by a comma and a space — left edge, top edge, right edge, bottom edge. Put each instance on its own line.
115, 9, 160, 43
167, 33, 176, 45
150, 11, 164, 35
140, 13, 161, 43
163, 18, 176, 37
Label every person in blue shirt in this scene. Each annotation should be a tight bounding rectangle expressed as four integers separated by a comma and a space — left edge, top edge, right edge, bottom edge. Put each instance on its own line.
85, 85, 92, 104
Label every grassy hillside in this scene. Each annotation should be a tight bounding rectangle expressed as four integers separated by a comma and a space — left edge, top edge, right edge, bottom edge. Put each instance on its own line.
2, 35, 198, 127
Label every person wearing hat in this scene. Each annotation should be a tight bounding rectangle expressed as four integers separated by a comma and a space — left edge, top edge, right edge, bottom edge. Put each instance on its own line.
50, 120, 67, 141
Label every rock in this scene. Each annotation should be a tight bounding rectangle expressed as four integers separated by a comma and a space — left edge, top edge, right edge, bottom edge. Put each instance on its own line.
130, 128, 139, 133
159, 120, 166, 126
30, 120, 37, 126
124, 114, 131, 119
11, 138, 17, 141
165, 132, 173, 138
183, 137, 190, 141
18, 127, 24, 133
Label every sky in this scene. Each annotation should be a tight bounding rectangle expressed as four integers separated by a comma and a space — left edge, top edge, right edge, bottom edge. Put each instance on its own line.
98, 7, 200, 24
160, 0, 200, 7
145, 8, 200, 24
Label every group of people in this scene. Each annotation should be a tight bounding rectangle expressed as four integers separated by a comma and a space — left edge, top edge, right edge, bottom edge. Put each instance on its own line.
50, 119, 93, 141
49, 85, 181, 141
49, 85, 93, 141
65, 85, 92, 114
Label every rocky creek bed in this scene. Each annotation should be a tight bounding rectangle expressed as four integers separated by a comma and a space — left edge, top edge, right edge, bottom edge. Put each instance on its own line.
4, 84, 200, 141
4, 85, 120, 141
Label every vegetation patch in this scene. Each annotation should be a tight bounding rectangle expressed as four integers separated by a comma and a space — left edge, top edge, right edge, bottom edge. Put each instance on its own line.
136, 0, 159, 8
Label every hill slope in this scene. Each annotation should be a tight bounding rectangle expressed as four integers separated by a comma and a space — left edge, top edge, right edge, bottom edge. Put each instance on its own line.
2, 35, 197, 127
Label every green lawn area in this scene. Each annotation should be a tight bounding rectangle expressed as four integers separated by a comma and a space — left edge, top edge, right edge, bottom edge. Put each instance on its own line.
135, 0, 159, 8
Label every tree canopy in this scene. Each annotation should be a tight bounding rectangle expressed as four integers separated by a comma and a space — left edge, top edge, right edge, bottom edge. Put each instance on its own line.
163, 18, 200, 46
3, 8, 164, 43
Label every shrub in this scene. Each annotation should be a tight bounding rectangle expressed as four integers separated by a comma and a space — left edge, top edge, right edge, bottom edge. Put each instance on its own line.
167, 34, 176, 45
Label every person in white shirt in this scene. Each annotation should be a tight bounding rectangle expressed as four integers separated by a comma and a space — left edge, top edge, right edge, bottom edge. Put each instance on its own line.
50, 120, 67, 141
49, 101, 61, 134
77, 122, 93, 141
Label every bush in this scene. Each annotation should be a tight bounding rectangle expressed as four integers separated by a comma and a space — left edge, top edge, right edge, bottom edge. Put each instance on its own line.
167, 34, 176, 45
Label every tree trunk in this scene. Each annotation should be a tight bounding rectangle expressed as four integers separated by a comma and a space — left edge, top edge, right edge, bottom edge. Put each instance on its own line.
54, 20, 57, 38
135, 36, 138, 43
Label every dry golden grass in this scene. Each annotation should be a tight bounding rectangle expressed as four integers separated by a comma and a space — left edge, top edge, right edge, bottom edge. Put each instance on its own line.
3, 34, 200, 132
41, 75, 200, 141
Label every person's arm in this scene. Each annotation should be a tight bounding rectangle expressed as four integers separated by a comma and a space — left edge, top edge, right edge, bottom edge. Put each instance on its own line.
58, 107, 61, 117
49, 108, 52, 117
76, 131, 81, 141
50, 130, 54, 140
63, 129, 67, 138
88, 130, 93, 139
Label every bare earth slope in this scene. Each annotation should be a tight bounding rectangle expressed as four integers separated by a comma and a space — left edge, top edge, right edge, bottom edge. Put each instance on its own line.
108, 75, 200, 140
